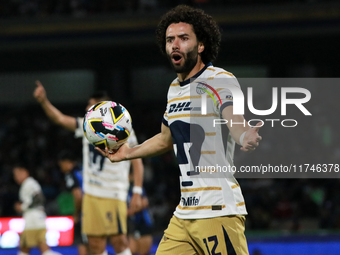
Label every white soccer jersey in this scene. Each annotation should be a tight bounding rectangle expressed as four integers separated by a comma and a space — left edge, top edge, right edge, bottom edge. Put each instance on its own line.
19, 177, 46, 230
75, 118, 138, 201
163, 63, 247, 219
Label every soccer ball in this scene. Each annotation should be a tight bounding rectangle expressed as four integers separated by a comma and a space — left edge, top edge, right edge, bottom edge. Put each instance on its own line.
83, 101, 132, 150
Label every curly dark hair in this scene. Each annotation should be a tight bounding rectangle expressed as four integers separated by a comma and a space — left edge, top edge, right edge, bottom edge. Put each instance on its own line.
155, 5, 221, 64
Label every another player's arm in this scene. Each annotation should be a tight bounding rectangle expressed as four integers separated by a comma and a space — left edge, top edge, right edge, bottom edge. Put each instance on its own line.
222, 105, 262, 152
33, 80, 77, 132
98, 123, 173, 162
128, 190, 150, 217
71, 187, 82, 223
129, 158, 144, 214
14, 202, 23, 213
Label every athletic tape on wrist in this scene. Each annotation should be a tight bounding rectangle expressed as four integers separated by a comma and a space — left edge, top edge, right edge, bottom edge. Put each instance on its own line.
132, 186, 142, 195
239, 131, 246, 146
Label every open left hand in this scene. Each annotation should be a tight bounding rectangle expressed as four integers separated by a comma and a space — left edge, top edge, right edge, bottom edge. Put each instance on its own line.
241, 122, 262, 152
14, 202, 22, 213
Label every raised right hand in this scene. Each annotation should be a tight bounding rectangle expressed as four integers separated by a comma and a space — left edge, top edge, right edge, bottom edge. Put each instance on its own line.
33, 80, 47, 103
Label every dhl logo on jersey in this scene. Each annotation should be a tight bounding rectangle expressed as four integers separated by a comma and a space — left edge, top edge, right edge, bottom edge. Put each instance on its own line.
168, 102, 192, 114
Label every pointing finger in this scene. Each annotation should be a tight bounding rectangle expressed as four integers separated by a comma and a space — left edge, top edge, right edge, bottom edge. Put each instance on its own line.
253, 122, 263, 132
35, 80, 42, 87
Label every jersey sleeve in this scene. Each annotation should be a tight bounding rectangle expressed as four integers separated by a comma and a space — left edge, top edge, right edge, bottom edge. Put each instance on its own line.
74, 117, 84, 138
163, 105, 169, 127
20, 179, 43, 212
163, 87, 173, 127
162, 81, 175, 127
209, 74, 241, 114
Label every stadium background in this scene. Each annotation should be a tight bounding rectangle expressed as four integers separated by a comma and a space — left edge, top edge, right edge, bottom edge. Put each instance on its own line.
0, 0, 340, 254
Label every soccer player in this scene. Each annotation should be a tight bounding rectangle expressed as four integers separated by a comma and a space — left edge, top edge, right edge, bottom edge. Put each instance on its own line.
33, 83, 144, 255
98, 5, 262, 255
13, 165, 62, 255
57, 150, 87, 255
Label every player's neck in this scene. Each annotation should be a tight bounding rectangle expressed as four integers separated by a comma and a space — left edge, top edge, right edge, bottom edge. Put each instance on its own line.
177, 59, 205, 82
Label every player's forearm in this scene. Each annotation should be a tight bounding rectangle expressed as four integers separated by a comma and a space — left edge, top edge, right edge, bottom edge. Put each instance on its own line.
72, 188, 82, 215
103, 124, 173, 163
131, 158, 144, 188
40, 99, 65, 125
222, 106, 249, 145
126, 133, 173, 160
40, 99, 77, 131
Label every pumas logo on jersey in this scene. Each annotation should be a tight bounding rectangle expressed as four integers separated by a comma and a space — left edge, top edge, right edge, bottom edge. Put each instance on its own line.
196, 82, 223, 115
168, 102, 192, 113
181, 196, 200, 206
196, 82, 222, 105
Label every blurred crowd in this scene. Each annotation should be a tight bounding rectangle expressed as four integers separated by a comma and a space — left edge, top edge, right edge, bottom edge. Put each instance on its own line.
0, 0, 337, 18
0, 85, 339, 236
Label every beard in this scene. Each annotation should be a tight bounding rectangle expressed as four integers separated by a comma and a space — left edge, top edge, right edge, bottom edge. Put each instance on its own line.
168, 46, 199, 74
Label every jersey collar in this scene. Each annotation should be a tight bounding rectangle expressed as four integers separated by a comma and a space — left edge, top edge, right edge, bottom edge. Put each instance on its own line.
179, 62, 212, 87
